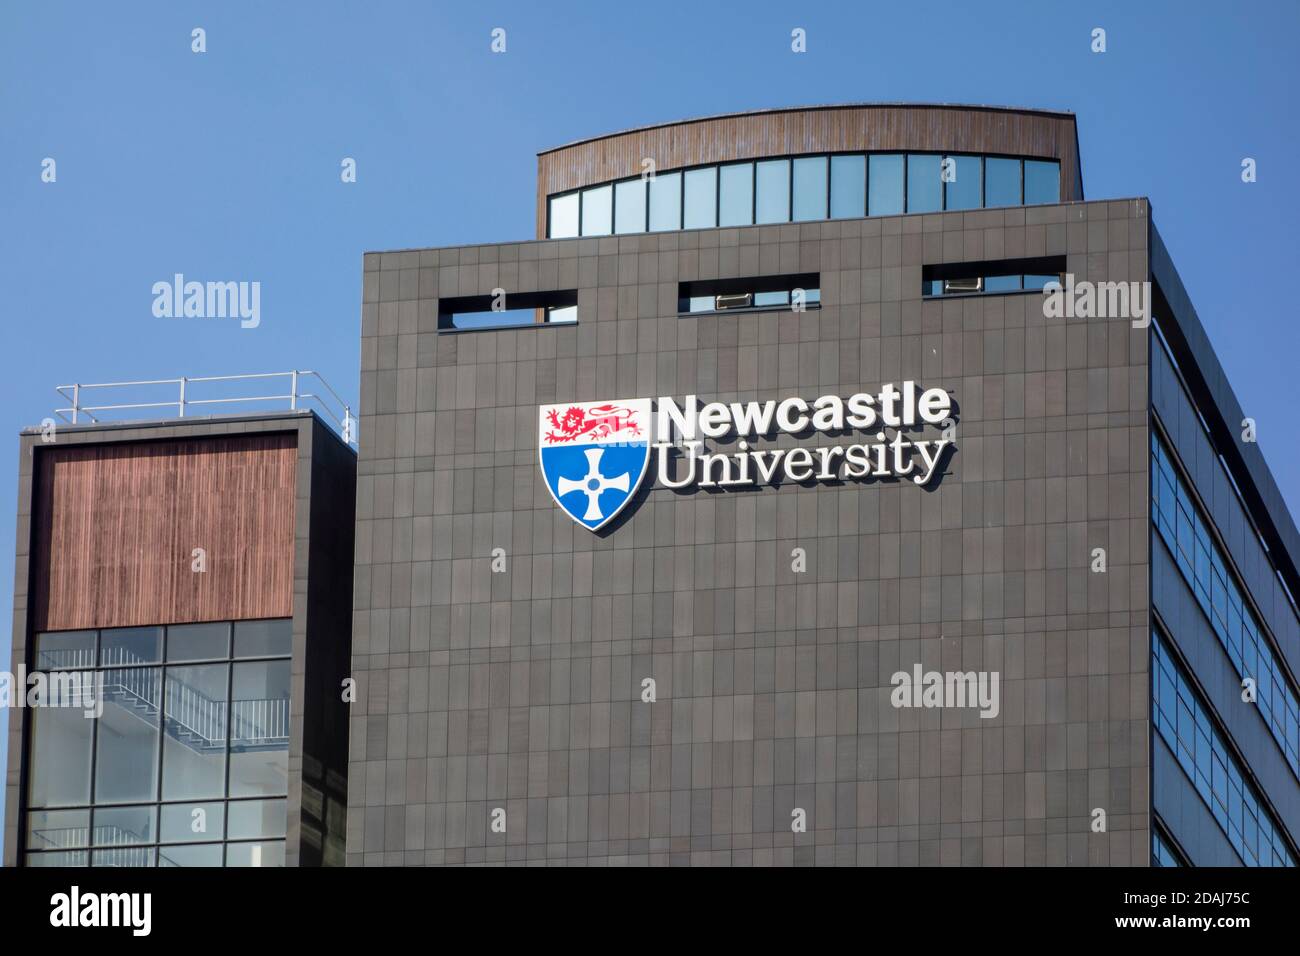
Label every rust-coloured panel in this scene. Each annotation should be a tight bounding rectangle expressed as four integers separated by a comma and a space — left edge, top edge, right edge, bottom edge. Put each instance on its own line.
536, 104, 1082, 237
31, 434, 297, 631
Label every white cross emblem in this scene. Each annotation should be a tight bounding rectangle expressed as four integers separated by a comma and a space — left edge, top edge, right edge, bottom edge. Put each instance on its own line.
556, 448, 630, 522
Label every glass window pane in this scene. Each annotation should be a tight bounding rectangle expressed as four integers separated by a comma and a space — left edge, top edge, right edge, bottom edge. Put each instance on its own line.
830, 155, 865, 219
162, 664, 228, 800
548, 192, 579, 238
614, 178, 647, 234
984, 275, 1022, 292
92, 846, 154, 867
233, 620, 291, 659
167, 622, 229, 662
792, 157, 828, 222
944, 155, 982, 210
719, 163, 753, 227
1024, 160, 1060, 204
755, 159, 790, 224
95, 667, 161, 804
28, 688, 94, 807
1024, 274, 1060, 291
226, 840, 286, 867
160, 802, 224, 843
27, 808, 90, 851
683, 167, 717, 229
648, 171, 681, 231
100, 626, 162, 666
27, 850, 88, 867
868, 155, 904, 215
580, 185, 611, 236
753, 291, 790, 307
157, 843, 222, 867
907, 154, 943, 213
546, 305, 577, 324
985, 158, 1021, 207
93, 805, 155, 845
229, 660, 291, 797
34, 630, 95, 670
228, 798, 288, 839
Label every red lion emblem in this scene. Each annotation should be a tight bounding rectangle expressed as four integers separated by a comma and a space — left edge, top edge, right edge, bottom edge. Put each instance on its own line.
544, 404, 641, 444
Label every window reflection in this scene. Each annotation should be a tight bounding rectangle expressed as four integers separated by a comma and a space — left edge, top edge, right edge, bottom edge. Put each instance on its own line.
683, 167, 716, 229
985, 157, 1021, 207
719, 163, 753, 227
548, 192, 579, 239
907, 154, 942, 213
1024, 160, 1060, 204
24, 619, 292, 868
614, 178, 646, 234
868, 154, 905, 215
755, 159, 789, 224
649, 171, 681, 231
944, 155, 982, 211
829, 155, 864, 219
580, 184, 612, 236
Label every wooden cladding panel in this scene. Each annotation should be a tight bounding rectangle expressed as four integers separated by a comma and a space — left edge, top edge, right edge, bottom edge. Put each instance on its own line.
32, 434, 297, 632
536, 105, 1081, 236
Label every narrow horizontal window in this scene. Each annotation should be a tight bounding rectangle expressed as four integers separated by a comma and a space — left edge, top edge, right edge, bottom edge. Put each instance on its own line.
678, 274, 820, 315
921, 256, 1066, 298
438, 290, 579, 332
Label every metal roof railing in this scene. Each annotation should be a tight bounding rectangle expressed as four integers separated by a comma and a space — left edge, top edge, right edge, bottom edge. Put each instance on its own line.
53, 370, 355, 444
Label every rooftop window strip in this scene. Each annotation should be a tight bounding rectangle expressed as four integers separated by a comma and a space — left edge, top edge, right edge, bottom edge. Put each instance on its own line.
921, 255, 1066, 298
1151, 427, 1300, 780
546, 152, 1060, 238
1152, 626, 1296, 867
678, 273, 821, 315
437, 290, 579, 332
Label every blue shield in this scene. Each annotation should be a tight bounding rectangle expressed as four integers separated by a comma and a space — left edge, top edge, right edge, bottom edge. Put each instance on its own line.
538, 399, 652, 531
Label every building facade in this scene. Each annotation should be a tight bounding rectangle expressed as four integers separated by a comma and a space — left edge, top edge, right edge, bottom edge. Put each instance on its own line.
347, 103, 1300, 866
4, 411, 355, 867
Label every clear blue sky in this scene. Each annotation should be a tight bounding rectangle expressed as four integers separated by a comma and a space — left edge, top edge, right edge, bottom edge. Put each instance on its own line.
2, 1, 1297, 822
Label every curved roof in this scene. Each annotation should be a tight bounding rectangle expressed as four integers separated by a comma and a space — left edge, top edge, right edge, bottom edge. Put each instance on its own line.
539, 102, 1077, 156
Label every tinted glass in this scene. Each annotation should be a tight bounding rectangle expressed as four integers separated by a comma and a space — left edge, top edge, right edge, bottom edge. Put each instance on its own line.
226, 841, 286, 867
907, 154, 943, 213
548, 192, 579, 238
34, 630, 95, 670
985, 158, 1021, 207
547, 305, 577, 324
614, 178, 646, 234
162, 663, 228, 800
157, 843, 222, 867
95, 667, 161, 804
29, 700, 94, 807
792, 157, 827, 222
167, 622, 229, 661
92, 846, 154, 867
755, 159, 790, 224
160, 802, 224, 843
27, 851, 88, 867
229, 660, 291, 797
944, 155, 982, 210
648, 171, 681, 231
1024, 160, 1060, 204
27, 808, 90, 851
829, 155, 865, 218
868, 155, 904, 215
580, 184, 612, 236
983, 275, 1022, 292
718, 163, 753, 226
233, 620, 291, 658
1024, 274, 1059, 291
228, 798, 288, 839
100, 626, 162, 665
753, 291, 790, 307
93, 805, 155, 845
683, 167, 717, 229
